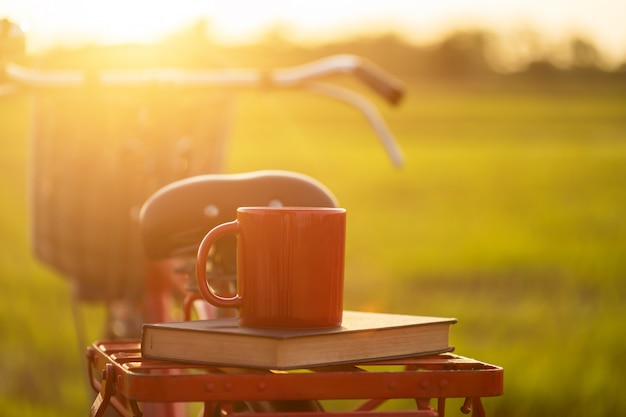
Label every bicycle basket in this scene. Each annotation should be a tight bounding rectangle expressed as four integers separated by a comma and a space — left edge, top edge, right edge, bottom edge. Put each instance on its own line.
29, 88, 231, 302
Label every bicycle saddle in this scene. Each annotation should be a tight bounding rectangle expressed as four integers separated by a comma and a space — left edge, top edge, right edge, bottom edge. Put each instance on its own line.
139, 170, 338, 260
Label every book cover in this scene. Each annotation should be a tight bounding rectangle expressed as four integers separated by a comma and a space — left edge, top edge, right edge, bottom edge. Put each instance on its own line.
141, 310, 456, 369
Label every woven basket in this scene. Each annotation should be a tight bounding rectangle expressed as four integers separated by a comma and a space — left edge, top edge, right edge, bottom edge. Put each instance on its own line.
29, 89, 231, 301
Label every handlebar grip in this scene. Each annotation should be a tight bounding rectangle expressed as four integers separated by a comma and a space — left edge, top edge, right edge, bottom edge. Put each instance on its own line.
354, 59, 405, 106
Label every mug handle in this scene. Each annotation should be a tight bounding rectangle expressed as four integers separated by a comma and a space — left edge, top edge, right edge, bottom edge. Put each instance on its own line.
195, 220, 242, 308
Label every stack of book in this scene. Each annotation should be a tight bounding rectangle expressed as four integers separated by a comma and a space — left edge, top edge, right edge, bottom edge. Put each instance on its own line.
141, 311, 456, 369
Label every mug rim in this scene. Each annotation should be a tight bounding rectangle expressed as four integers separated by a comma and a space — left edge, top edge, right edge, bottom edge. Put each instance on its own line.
238, 206, 345, 214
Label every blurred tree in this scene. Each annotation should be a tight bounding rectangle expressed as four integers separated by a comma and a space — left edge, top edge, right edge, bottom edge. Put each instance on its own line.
569, 37, 602, 70
423, 30, 492, 78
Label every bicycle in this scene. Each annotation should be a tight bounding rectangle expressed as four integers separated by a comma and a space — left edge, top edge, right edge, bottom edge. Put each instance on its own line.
3, 19, 503, 417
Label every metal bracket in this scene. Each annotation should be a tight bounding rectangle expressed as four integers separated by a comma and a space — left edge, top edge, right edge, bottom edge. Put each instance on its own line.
461, 397, 486, 417
90, 363, 115, 417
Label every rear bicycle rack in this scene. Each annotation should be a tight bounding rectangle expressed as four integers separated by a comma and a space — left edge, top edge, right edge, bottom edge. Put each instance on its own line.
87, 340, 503, 417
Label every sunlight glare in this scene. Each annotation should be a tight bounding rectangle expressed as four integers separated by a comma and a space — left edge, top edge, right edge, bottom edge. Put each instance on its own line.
2, 0, 626, 62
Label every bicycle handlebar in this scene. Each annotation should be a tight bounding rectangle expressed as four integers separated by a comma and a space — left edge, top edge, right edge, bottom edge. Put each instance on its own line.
5, 55, 403, 104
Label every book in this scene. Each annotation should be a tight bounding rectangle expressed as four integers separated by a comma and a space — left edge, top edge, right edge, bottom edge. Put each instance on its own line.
141, 311, 456, 369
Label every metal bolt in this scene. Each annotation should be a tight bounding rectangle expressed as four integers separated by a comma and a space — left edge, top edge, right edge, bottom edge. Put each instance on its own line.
420, 379, 430, 389
224, 382, 233, 392
258, 382, 267, 391
460, 397, 472, 414
205, 382, 215, 392
439, 379, 448, 389
387, 380, 398, 390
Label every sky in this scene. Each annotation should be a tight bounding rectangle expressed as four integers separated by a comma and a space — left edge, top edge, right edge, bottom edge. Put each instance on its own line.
2, 0, 625, 63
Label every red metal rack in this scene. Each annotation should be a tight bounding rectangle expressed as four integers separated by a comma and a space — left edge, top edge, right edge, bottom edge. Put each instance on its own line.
87, 340, 503, 417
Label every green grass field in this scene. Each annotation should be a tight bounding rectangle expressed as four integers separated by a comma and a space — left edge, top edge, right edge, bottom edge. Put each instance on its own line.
1, 79, 625, 416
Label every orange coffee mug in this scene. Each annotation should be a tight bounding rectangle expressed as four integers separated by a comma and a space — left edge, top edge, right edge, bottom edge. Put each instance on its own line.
196, 207, 346, 328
